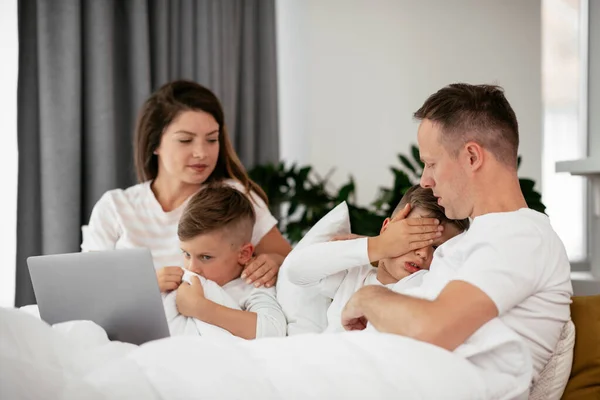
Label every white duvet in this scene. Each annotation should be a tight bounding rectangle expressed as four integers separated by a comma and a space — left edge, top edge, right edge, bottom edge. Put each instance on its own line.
0, 305, 530, 400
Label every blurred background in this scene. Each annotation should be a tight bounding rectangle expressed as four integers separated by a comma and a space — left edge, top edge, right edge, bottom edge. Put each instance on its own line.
0, 0, 598, 306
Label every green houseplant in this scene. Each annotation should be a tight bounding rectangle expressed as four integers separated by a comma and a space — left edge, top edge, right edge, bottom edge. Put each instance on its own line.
249, 145, 546, 244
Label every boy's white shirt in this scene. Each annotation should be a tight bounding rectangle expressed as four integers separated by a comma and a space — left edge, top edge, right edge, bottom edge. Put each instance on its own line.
163, 270, 287, 339
285, 238, 427, 333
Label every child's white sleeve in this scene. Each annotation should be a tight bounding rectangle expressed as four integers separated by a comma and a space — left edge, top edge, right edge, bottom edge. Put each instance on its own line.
243, 287, 287, 338
285, 238, 370, 293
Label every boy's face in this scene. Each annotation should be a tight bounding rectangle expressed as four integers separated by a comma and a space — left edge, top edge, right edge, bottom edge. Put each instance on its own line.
180, 229, 254, 286
377, 207, 463, 284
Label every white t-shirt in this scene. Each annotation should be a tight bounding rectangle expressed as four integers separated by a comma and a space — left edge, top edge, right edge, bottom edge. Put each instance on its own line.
286, 238, 427, 333
81, 179, 278, 269
436, 208, 572, 380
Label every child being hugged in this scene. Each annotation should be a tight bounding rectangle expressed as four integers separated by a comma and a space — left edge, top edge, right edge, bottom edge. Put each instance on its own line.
285, 185, 470, 333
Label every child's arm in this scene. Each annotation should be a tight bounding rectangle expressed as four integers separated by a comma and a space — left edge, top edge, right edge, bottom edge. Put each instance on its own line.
176, 276, 285, 339
192, 300, 259, 339
286, 237, 371, 288
243, 287, 287, 338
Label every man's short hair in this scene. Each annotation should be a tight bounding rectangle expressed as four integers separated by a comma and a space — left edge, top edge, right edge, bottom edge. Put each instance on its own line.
178, 184, 256, 244
392, 185, 470, 232
414, 83, 519, 168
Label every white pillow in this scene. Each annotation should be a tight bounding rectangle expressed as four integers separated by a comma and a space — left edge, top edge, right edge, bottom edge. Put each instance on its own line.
529, 319, 575, 400
276, 202, 351, 335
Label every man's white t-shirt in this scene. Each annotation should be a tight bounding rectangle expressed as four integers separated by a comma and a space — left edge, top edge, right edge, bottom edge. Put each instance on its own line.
81, 179, 278, 269
437, 208, 573, 379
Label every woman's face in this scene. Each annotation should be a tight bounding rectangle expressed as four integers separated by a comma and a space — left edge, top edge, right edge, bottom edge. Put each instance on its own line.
154, 110, 220, 186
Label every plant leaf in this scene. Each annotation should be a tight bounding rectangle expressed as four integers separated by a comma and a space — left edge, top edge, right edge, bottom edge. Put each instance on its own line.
411, 145, 424, 169
519, 178, 536, 193
337, 180, 355, 202
398, 154, 417, 176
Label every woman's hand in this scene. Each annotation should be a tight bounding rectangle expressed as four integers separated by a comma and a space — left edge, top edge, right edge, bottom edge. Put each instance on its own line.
241, 253, 285, 288
156, 266, 184, 293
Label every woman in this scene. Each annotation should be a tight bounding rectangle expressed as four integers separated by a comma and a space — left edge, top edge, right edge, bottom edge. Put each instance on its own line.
82, 80, 291, 291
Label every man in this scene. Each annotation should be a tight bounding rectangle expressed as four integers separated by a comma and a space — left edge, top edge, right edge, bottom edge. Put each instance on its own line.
341, 83, 572, 380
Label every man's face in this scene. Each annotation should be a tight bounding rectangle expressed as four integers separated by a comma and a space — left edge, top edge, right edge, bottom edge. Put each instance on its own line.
418, 120, 471, 220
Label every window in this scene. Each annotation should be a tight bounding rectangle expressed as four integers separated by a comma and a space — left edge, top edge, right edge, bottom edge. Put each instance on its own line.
541, 0, 588, 263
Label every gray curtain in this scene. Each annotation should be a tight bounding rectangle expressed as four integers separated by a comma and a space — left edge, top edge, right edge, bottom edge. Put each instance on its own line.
16, 0, 279, 306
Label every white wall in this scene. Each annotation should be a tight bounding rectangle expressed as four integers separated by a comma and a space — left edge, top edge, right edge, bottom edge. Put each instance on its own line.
277, 0, 542, 206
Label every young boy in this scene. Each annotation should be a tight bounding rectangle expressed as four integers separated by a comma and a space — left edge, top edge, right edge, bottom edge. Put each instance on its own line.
172, 185, 287, 339
285, 185, 470, 333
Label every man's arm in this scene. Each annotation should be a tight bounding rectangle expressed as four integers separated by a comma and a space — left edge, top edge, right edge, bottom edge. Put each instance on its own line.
342, 281, 498, 351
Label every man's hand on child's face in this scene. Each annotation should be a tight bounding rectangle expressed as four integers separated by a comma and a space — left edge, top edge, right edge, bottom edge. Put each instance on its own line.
156, 266, 184, 293
241, 253, 282, 288
176, 276, 206, 318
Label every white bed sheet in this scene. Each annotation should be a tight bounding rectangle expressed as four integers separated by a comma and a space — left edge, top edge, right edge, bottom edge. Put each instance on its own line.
0, 307, 530, 400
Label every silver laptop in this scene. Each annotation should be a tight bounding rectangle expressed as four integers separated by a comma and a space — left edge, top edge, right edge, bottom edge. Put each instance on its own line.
28, 248, 170, 345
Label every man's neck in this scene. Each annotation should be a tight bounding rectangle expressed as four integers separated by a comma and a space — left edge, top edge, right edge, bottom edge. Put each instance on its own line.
471, 167, 528, 218
151, 175, 201, 212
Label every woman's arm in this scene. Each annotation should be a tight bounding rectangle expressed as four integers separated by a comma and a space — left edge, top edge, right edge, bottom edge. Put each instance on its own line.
81, 192, 120, 251
254, 226, 292, 258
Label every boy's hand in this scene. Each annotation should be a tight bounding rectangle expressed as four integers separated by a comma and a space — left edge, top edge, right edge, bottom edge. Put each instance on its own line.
241, 253, 284, 288
176, 276, 207, 318
368, 203, 443, 261
156, 266, 184, 293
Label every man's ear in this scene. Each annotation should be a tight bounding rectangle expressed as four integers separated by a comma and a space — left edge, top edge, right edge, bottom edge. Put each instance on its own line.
464, 141, 484, 172
380, 218, 391, 235
238, 242, 255, 265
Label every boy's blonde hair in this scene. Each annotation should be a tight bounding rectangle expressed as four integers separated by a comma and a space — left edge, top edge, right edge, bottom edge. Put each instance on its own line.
393, 185, 470, 232
178, 184, 256, 244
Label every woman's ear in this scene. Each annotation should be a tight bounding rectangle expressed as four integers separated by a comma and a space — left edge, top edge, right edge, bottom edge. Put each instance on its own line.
238, 243, 255, 265
380, 218, 391, 235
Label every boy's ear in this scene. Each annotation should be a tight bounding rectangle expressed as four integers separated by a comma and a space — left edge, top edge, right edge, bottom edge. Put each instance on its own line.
380, 218, 391, 235
238, 242, 255, 265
